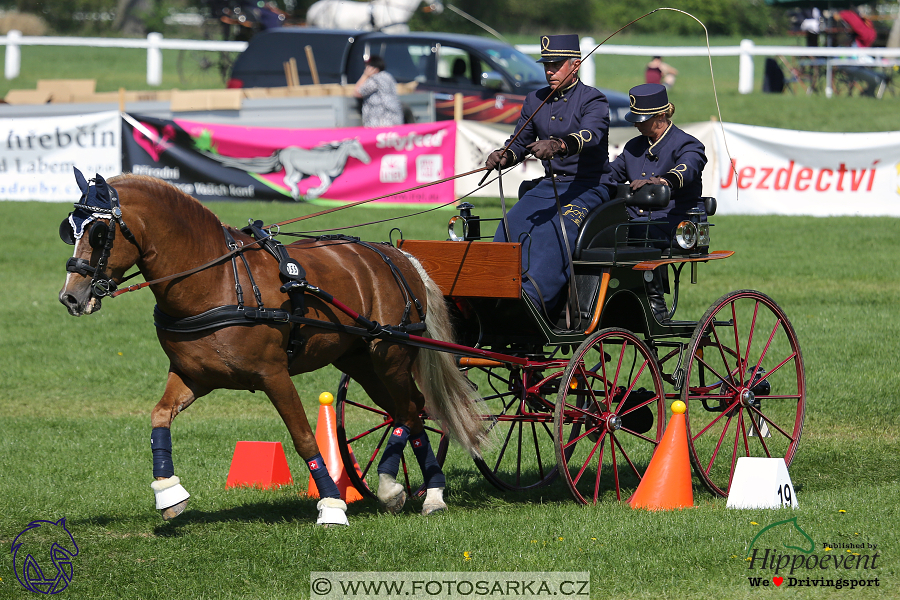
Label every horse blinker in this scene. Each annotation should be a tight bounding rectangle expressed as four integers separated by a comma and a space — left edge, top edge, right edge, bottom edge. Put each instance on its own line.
88, 222, 110, 250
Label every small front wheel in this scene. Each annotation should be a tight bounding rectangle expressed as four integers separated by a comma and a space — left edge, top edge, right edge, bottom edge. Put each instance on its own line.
554, 328, 665, 504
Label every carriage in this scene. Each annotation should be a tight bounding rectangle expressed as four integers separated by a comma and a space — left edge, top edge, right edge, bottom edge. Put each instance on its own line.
58, 171, 804, 520
334, 183, 806, 505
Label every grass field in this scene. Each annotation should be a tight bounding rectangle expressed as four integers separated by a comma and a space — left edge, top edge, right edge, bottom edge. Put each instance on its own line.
0, 197, 898, 599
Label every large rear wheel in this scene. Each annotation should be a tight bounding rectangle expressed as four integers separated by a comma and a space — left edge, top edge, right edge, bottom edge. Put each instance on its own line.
334, 373, 448, 500
469, 363, 563, 491
554, 328, 665, 504
681, 290, 805, 497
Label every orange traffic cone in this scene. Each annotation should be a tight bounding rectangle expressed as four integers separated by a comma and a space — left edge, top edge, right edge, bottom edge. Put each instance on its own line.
226, 441, 293, 489
628, 400, 694, 510
307, 392, 364, 503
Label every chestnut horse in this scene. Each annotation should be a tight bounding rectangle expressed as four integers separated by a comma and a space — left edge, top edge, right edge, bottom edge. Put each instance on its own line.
58, 171, 483, 525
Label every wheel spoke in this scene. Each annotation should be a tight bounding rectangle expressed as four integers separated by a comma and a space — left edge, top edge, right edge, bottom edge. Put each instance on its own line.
572, 435, 604, 487
690, 398, 740, 441
731, 300, 745, 384
704, 411, 735, 475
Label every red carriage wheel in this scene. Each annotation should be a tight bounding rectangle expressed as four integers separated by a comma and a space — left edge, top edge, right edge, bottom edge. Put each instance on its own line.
681, 290, 806, 497
554, 328, 665, 504
335, 373, 448, 500
470, 365, 564, 491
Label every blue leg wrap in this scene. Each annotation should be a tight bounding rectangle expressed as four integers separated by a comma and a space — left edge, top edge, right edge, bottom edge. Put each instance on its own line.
410, 431, 445, 489
307, 453, 341, 499
150, 427, 174, 479
377, 424, 410, 478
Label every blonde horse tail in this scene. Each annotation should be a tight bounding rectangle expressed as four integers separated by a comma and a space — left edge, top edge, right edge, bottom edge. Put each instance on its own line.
404, 253, 486, 457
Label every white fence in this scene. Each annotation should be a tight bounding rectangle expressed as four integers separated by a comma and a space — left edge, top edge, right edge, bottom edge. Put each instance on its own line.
5, 31, 900, 91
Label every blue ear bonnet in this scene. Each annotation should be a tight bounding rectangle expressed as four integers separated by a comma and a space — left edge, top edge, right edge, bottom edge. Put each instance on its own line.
59, 167, 113, 245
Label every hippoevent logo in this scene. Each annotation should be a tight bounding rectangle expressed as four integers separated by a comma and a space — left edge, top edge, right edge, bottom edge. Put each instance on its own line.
745, 517, 881, 590
11, 518, 79, 594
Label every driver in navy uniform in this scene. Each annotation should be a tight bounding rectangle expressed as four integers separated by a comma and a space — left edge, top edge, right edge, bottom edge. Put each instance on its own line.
601, 83, 707, 320
485, 34, 611, 315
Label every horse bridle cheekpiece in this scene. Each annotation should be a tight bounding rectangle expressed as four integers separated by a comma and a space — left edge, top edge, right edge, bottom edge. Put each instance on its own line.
59, 168, 141, 298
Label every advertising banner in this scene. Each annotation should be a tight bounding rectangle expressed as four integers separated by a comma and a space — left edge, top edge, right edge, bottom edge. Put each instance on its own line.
713, 123, 900, 216
0, 111, 121, 202
122, 115, 457, 204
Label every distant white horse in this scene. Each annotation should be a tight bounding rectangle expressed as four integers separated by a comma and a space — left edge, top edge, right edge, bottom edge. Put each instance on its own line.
201, 138, 371, 200
306, 0, 443, 33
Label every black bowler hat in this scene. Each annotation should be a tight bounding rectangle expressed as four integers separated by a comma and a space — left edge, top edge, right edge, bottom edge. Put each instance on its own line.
537, 34, 581, 63
625, 83, 670, 123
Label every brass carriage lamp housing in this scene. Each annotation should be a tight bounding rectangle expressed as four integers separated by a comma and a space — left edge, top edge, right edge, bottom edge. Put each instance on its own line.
676, 207, 710, 256
448, 202, 481, 241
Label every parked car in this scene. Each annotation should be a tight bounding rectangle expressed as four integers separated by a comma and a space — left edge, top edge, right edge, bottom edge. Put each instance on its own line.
227, 29, 632, 126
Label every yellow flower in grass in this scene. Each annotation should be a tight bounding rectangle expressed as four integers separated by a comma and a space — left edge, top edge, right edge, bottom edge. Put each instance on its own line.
463, 551, 471, 561
825, 547, 832, 551
558, 537, 564, 541
750, 522, 758, 525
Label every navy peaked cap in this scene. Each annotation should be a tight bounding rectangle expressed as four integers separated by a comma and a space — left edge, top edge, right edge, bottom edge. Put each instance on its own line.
625, 83, 670, 123
537, 34, 581, 63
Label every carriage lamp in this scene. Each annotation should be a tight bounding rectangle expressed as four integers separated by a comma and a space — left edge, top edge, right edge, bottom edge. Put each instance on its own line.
697, 223, 710, 248
674, 220, 698, 250
448, 202, 481, 241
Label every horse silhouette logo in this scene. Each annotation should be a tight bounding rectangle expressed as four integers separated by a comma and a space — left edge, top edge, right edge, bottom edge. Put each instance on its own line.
747, 516, 815, 558
11, 518, 79, 594
199, 138, 371, 200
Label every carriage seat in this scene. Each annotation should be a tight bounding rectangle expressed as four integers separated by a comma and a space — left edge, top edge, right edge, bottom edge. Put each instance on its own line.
571, 184, 670, 263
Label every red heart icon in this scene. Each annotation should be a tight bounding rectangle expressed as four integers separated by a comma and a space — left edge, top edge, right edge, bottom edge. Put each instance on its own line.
773, 577, 783, 586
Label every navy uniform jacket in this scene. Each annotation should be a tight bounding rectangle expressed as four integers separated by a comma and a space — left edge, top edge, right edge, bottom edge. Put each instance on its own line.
494, 79, 611, 309
603, 123, 707, 234
505, 79, 610, 183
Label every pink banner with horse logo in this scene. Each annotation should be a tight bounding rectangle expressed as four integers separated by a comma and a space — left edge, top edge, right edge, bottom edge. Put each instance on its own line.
125, 116, 456, 205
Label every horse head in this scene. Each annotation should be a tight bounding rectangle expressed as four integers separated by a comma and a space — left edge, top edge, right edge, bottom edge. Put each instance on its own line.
58, 169, 143, 316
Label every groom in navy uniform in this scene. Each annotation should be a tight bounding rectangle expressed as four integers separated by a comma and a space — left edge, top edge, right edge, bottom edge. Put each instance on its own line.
485, 34, 611, 314
602, 83, 708, 320
603, 82, 707, 243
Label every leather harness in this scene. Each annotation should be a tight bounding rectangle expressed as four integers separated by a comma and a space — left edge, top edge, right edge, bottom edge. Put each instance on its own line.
153, 227, 427, 367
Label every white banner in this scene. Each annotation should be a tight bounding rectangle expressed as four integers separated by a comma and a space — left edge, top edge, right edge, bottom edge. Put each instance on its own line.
713, 122, 900, 216
0, 111, 121, 202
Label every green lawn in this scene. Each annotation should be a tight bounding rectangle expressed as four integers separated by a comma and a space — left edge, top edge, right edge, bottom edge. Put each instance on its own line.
0, 198, 897, 598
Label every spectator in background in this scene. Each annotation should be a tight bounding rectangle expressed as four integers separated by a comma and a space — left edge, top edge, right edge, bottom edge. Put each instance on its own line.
354, 55, 405, 127
837, 7, 877, 48
645, 56, 678, 89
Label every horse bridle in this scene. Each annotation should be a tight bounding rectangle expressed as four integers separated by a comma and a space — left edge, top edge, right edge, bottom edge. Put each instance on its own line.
61, 180, 142, 298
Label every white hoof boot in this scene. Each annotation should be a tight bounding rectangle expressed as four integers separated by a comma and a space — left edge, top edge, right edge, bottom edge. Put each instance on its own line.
377, 473, 407, 514
151, 476, 191, 520
422, 487, 447, 516
316, 497, 349, 527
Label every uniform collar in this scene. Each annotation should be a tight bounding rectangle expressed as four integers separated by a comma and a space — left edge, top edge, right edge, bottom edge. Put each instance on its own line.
645, 122, 673, 160
551, 79, 579, 99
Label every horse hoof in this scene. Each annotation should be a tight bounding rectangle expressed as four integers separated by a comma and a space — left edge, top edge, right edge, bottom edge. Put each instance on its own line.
377, 474, 407, 515
316, 498, 349, 526
422, 487, 447, 516
422, 500, 447, 516
160, 498, 189, 521
151, 476, 191, 520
